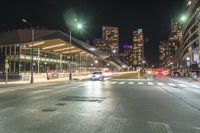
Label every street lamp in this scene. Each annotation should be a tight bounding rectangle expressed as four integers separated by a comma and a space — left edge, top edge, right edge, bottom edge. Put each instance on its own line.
180, 15, 188, 23
186, 57, 190, 61
22, 19, 34, 84
69, 19, 83, 80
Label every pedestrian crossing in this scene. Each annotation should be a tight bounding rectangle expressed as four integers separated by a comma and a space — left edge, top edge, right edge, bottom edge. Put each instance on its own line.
110, 81, 194, 88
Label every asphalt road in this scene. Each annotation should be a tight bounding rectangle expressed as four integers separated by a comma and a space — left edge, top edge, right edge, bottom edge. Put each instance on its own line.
0, 76, 200, 133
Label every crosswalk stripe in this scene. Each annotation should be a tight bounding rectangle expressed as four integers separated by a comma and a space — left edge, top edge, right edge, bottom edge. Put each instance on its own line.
30, 89, 51, 94
158, 82, 164, 86
138, 82, 143, 85
168, 83, 176, 87
118, 82, 125, 84
128, 82, 134, 84
190, 85, 200, 88
111, 82, 117, 84
148, 82, 154, 85
178, 84, 188, 87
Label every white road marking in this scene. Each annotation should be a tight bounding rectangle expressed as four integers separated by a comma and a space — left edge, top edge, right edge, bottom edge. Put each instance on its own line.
128, 82, 134, 84
148, 121, 173, 133
157, 82, 164, 86
111, 82, 117, 84
190, 85, 200, 88
178, 84, 188, 87
138, 82, 144, 85
25, 108, 37, 113
31, 95, 46, 100
118, 82, 125, 84
168, 83, 176, 87
0, 107, 15, 114
0, 90, 7, 93
30, 89, 51, 94
193, 127, 200, 133
148, 82, 154, 85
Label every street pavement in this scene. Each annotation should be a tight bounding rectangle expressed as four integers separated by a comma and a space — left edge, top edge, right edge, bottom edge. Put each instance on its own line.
0, 75, 200, 132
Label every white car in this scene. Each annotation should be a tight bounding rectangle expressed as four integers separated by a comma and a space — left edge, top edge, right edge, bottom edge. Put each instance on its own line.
91, 72, 104, 80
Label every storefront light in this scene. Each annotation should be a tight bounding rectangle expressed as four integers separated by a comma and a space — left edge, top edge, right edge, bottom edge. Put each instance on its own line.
42, 43, 65, 50
53, 47, 75, 52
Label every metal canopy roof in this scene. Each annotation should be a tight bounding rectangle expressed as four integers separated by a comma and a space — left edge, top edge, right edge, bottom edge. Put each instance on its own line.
0, 29, 123, 68
0, 29, 109, 59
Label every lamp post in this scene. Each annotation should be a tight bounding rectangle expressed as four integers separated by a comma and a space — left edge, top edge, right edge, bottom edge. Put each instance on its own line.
22, 19, 34, 84
69, 21, 83, 80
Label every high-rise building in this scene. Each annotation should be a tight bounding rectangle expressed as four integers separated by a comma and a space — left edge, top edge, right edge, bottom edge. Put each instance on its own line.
159, 41, 172, 67
169, 20, 183, 55
159, 20, 183, 67
133, 29, 144, 67
94, 38, 103, 50
175, 0, 200, 67
102, 26, 119, 54
122, 45, 134, 67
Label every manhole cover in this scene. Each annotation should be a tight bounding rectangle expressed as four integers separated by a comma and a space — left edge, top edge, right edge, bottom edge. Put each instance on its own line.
60, 96, 106, 103
56, 103, 67, 106
42, 108, 57, 112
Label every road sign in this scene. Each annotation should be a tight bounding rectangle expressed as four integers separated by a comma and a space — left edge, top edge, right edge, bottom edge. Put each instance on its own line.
198, 50, 200, 55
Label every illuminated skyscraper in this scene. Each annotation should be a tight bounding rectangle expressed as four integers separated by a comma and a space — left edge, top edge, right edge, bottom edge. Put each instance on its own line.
133, 29, 144, 67
102, 26, 119, 54
94, 38, 103, 50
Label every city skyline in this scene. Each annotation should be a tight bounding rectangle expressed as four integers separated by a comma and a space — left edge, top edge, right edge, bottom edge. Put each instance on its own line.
0, 0, 184, 65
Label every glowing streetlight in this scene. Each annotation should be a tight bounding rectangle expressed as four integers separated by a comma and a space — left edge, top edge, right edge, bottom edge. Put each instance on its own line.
95, 60, 98, 64
186, 57, 190, 61
77, 23, 83, 29
180, 15, 188, 23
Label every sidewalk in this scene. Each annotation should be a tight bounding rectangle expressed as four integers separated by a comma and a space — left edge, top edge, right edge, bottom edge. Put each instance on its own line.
0, 75, 90, 88
167, 76, 200, 86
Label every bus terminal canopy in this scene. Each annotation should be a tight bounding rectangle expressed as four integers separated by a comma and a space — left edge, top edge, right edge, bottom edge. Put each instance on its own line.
0, 29, 110, 59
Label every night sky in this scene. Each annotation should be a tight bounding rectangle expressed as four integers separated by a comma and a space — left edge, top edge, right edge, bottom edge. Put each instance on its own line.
0, 0, 184, 65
